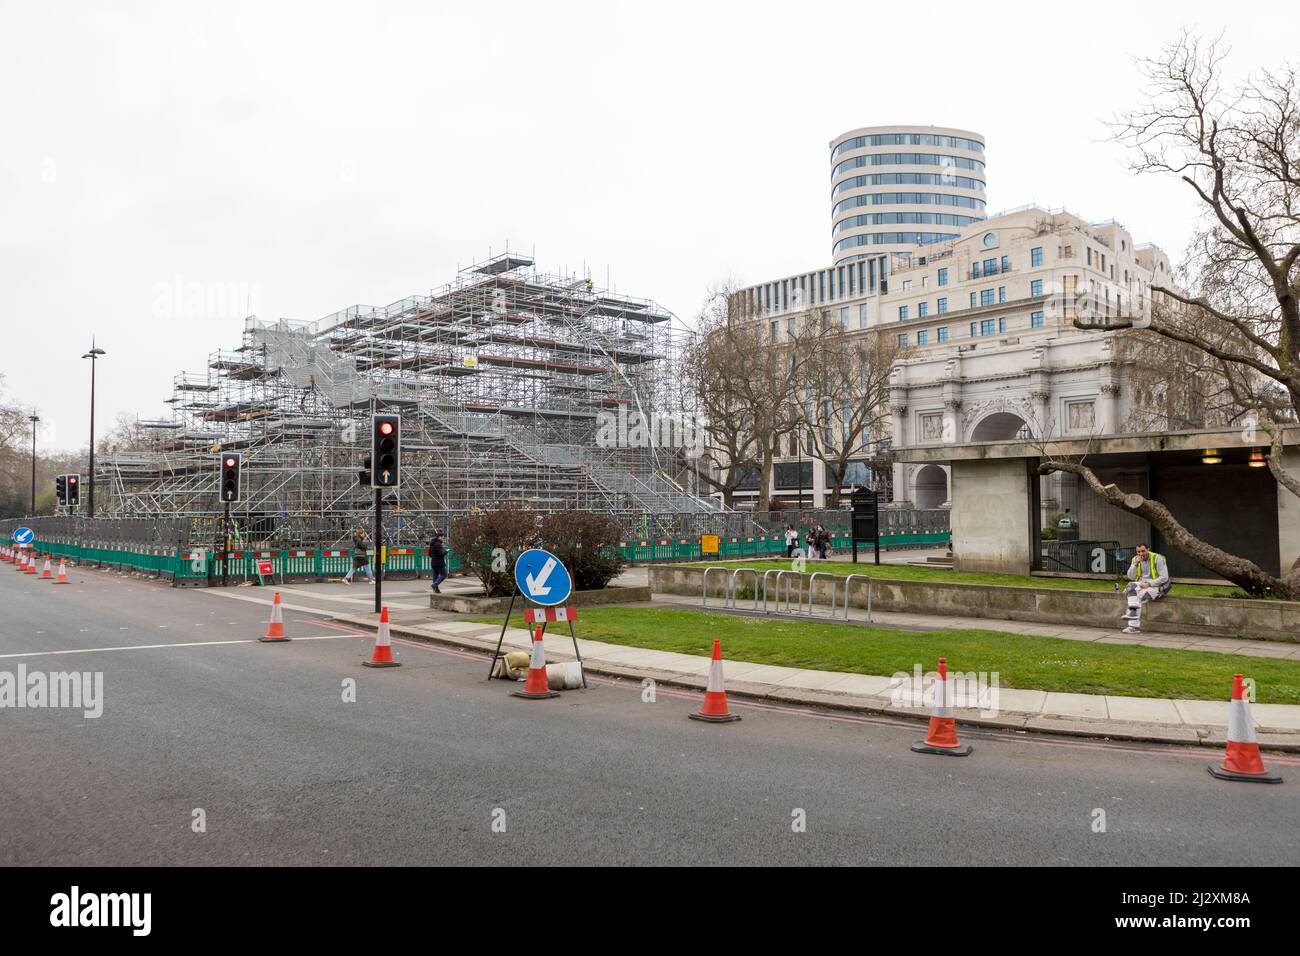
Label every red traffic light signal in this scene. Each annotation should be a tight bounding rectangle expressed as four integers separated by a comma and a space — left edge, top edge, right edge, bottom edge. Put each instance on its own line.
218, 453, 242, 503
371, 414, 400, 488
379, 421, 394, 436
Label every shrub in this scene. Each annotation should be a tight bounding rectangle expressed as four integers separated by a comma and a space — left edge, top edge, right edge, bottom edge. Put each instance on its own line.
539, 510, 627, 592
449, 506, 538, 596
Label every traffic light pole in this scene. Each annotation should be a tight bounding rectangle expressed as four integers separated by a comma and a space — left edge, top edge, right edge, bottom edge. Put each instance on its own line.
222, 502, 230, 588
374, 488, 383, 614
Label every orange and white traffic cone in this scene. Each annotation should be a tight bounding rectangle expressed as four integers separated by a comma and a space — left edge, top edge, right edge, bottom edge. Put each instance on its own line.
1208, 673, 1282, 783
40, 557, 53, 579
911, 657, 972, 756
362, 607, 401, 667
690, 639, 741, 722
511, 624, 560, 699
25, 553, 38, 575
14, 551, 24, 571
54, 559, 69, 584
259, 591, 291, 643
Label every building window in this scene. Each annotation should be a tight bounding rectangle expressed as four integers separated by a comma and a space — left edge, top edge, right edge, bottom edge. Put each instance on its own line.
969, 292, 978, 309
1087, 247, 1093, 266
898, 333, 908, 347
1031, 246, 1043, 267
786, 317, 795, 335
937, 326, 949, 342
980, 318, 995, 336
1001, 255, 1009, 273
937, 297, 948, 314
938, 267, 948, 286
859, 303, 868, 328
1063, 245, 1073, 258
1031, 310, 1044, 328
983, 257, 998, 276
898, 305, 909, 321
840, 306, 849, 330
971, 262, 981, 279
918, 301, 929, 318
970, 322, 978, 337
770, 320, 778, 339
1030, 279, 1043, 297
902, 279, 913, 291
997, 317, 1006, 333
998, 286, 1006, 303
980, 289, 995, 307
917, 330, 929, 345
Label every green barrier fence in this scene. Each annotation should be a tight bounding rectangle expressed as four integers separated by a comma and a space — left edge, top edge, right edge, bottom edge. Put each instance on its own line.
24, 528, 949, 586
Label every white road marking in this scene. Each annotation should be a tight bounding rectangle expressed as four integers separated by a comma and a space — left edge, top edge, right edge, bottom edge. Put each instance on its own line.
198, 588, 422, 616
0, 634, 358, 660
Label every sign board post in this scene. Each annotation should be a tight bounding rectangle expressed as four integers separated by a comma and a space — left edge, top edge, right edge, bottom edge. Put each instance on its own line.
487, 548, 585, 687
850, 486, 880, 565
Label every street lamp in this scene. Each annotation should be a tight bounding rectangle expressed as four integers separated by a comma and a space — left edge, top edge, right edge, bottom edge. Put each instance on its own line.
28, 414, 39, 514
82, 340, 106, 518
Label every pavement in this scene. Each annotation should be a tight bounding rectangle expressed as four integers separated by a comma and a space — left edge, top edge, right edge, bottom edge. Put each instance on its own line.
4, 560, 1299, 866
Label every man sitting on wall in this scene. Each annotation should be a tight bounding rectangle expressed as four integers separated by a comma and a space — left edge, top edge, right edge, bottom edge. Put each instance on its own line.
1122, 544, 1171, 634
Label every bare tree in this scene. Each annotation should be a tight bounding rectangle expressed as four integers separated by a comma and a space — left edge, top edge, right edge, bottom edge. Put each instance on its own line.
1043, 32, 1300, 597
799, 311, 900, 506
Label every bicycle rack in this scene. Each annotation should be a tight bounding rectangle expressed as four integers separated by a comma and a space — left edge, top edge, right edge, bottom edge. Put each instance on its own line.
701, 566, 732, 609
806, 572, 836, 618
843, 574, 873, 624
776, 570, 801, 614
761, 569, 783, 614
729, 568, 759, 611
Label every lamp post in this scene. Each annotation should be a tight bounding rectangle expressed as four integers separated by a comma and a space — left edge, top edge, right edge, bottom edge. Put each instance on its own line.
28, 414, 39, 514
82, 341, 106, 518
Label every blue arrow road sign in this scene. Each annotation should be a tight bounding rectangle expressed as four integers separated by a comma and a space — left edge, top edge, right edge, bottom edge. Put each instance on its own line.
513, 548, 572, 607
12, 527, 34, 545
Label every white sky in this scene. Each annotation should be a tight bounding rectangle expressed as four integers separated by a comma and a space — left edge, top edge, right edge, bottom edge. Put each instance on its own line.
1, 0, 1292, 452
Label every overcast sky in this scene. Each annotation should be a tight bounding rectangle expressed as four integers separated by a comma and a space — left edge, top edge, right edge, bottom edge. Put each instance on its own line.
1, 0, 1292, 452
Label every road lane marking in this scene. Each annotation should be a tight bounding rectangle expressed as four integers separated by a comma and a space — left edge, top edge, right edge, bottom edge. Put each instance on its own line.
0, 634, 360, 660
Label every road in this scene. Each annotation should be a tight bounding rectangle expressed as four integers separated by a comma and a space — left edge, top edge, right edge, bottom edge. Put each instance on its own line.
1, 561, 1296, 866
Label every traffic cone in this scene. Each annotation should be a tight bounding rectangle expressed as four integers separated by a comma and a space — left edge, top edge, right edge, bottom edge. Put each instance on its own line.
362, 607, 400, 667
511, 624, 560, 699
259, 591, 291, 642
14, 551, 24, 571
54, 559, 69, 584
911, 657, 972, 756
1208, 674, 1282, 783
40, 557, 53, 579
25, 553, 38, 575
689, 639, 741, 722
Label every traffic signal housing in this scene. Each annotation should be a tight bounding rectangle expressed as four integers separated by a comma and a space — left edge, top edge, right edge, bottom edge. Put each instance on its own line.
219, 453, 242, 503
371, 414, 400, 488
67, 474, 80, 507
358, 453, 372, 487
55, 475, 68, 506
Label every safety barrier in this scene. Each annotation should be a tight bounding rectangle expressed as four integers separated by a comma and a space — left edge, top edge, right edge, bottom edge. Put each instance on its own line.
617, 528, 948, 564
21, 538, 467, 587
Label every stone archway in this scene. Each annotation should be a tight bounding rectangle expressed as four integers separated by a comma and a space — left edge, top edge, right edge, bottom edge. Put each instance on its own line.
971, 411, 1033, 442
914, 464, 948, 510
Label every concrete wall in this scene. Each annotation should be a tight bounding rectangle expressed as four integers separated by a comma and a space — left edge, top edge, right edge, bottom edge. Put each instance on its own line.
950, 457, 1032, 575
650, 565, 1300, 642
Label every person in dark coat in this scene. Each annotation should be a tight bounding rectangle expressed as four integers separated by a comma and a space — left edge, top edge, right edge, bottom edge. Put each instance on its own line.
429, 530, 448, 593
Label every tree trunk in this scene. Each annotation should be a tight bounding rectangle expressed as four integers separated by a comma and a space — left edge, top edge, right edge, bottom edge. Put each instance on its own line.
1040, 459, 1300, 599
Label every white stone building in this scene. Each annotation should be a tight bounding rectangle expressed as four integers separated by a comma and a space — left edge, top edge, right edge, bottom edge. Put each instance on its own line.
721, 124, 1173, 515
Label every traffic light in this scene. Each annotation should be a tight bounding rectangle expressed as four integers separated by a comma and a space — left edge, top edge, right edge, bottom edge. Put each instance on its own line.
67, 474, 80, 507
55, 475, 68, 506
219, 453, 242, 503
357, 453, 372, 487
371, 414, 400, 488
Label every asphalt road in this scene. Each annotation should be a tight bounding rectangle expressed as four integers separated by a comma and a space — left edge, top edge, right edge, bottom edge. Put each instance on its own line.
1, 562, 1297, 866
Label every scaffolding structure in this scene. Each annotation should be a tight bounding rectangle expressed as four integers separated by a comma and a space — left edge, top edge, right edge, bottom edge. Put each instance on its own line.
100, 253, 750, 547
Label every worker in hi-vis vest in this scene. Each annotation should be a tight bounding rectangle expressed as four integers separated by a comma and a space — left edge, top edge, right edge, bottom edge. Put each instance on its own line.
1122, 543, 1170, 634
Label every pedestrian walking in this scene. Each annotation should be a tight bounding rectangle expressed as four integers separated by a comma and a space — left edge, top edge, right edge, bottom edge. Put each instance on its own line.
429, 529, 448, 593
343, 527, 374, 584
784, 524, 799, 558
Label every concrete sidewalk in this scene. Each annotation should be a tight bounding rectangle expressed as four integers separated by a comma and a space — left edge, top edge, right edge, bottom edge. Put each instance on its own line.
330, 605, 1300, 753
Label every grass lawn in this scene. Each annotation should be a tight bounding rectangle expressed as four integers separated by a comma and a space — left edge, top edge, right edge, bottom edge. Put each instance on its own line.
680, 558, 1244, 598
476, 606, 1300, 703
